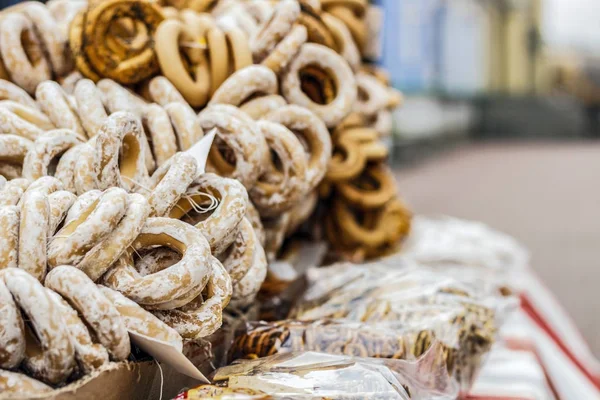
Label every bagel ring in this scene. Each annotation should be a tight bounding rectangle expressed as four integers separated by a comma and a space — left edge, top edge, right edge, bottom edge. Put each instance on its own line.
0, 134, 31, 177
0, 79, 39, 109
335, 163, 396, 209
148, 75, 187, 106
22, 130, 83, 181
36, 81, 87, 140
261, 24, 307, 75
0, 107, 44, 141
281, 43, 357, 128
209, 65, 278, 107
0, 100, 54, 130
240, 94, 287, 120
251, 0, 300, 63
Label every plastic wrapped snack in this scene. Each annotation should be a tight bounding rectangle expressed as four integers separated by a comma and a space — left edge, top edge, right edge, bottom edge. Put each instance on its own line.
191, 350, 456, 399
289, 263, 501, 391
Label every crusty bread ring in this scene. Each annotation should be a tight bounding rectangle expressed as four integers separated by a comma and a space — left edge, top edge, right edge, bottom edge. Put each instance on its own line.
0, 107, 44, 141
250, 120, 308, 217
155, 19, 211, 107
58, 70, 84, 94
103, 217, 212, 307
335, 163, 396, 209
148, 75, 187, 106
218, 218, 256, 283
265, 105, 332, 191
0, 13, 51, 94
36, 81, 87, 140
245, 199, 265, 247
144, 152, 197, 218
0, 277, 25, 369
165, 102, 204, 151
322, 12, 360, 71
324, 3, 367, 51
142, 103, 179, 167
100, 285, 183, 351
97, 79, 149, 119
75, 112, 150, 194
1, 268, 75, 384
73, 79, 109, 137
298, 7, 336, 49
47, 190, 77, 234
170, 173, 248, 255
198, 104, 268, 188
229, 238, 267, 308
18, 189, 51, 281
0, 206, 19, 270
0, 178, 29, 206
47, 0, 88, 38
0, 370, 52, 396
251, 0, 300, 63
154, 256, 232, 339
240, 94, 287, 120
209, 65, 278, 107
0, 100, 54, 130
46, 290, 109, 374
45, 266, 131, 360
0, 134, 31, 174
370, 109, 393, 137
281, 43, 357, 128
22, 130, 83, 181
20, 1, 70, 77
0, 79, 39, 109
262, 24, 307, 75
353, 71, 390, 117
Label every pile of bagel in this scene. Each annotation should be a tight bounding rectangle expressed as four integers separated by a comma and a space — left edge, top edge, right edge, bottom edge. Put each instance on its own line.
0, 0, 410, 394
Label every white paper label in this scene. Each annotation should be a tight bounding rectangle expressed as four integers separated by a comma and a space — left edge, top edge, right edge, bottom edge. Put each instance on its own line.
129, 331, 209, 383
185, 128, 216, 179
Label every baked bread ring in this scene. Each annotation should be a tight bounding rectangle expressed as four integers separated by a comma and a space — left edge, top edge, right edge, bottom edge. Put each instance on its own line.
47, 190, 77, 234
0, 13, 51, 94
298, 6, 336, 50
75, 112, 150, 194
73, 79, 109, 137
0, 100, 54, 130
47, 0, 88, 38
323, 2, 367, 51
46, 290, 109, 374
0, 134, 31, 177
228, 230, 268, 308
0, 178, 29, 206
322, 12, 360, 71
354, 71, 390, 117
97, 79, 149, 119
45, 266, 131, 361
261, 24, 307, 75
0, 370, 52, 396
250, 120, 308, 217
251, 0, 300, 63
153, 255, 232, 339
36, 81, 87, 140
155, 19, 211, 107
18, 189, 52, 281
103, 217, 212, 307
170, 173, 248, 255
240, 94, 287, 120
0, 79, 39, 109
209, 65, 278, 107
335, 163, 396, 209
1, 268, 75, 384
327, 127, 388, 181
0, 107, 44, 141
144, 152, 198, 218
142, 103, 179, 167
265, 105, 332, 191
165, 102, 204, 150
370, 109, 393, 137
281, 43, 357, 128
148, 75, 187, 106
0, 276, 25, 369
0, 206, 19, 270
22, 130, 83, 181
100, 286, 183, 351
245, 199, 265, 247
76, 0, 165, 84
198, 104, 268, 188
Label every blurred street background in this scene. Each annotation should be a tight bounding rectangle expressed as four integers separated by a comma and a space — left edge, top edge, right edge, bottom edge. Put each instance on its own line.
377, 0, 600, 356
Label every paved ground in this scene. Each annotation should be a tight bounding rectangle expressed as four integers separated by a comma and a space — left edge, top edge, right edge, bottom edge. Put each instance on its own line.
395, 141, 600, 357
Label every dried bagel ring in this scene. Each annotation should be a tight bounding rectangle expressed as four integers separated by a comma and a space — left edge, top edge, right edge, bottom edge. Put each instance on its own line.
0, 277, 25, 369
20, 2, 70, 77
103, 217, 212, 307
265, 105, 332, 191
322, 12, 360, 71
148, 75, 187, 106
154, 256, 232, 339
47, 0, 88, 38
325, 3, 367, 51
281, 43, 357, 128
0, 107, 44, 141
240, 94, 287, 120
165, 102, 204, 150
1, 268, 75, 384
261, 24, 307, 75
0, 100, 54, 130
0, 13, 51, 94
0, 79, 39, 109
353, 72, 390, 117
209, 65, 278, 107
22, 130, 83, 181
170, 173, 248, 255
76, 112, 149, 194
45, 266, 131, 360
218, 218, 256, 283
198, 105, 267, 188
99, 286, 183, 351
0, 134, 31, 174
36, 81, 87, 140
336, 164, 396, 209
97, 79, 149, 118
73, 79, 109, 137
251, 0, 300, 63
250, 120, 308, 217
0, 206, 19, 270
18, 190, 51, 281
298, 7, 336, 50
80, 0, 165, 84
245, 200, 265, 247
0, 178, 29, 206
229, 239, 267, 308
144, 152, 197, 218
46, 290, 109, 374
155, 19, 211, 107
142, 104, 178, 167
370, 109, 393, 137
0, 370, 52, 396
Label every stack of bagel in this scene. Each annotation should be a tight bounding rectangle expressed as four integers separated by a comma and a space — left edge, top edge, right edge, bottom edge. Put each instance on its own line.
0, 0, 410, 394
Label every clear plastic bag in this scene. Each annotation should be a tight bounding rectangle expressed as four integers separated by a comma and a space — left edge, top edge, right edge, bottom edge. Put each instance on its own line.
209, 348, 457, 399
289, 263, 502, 391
